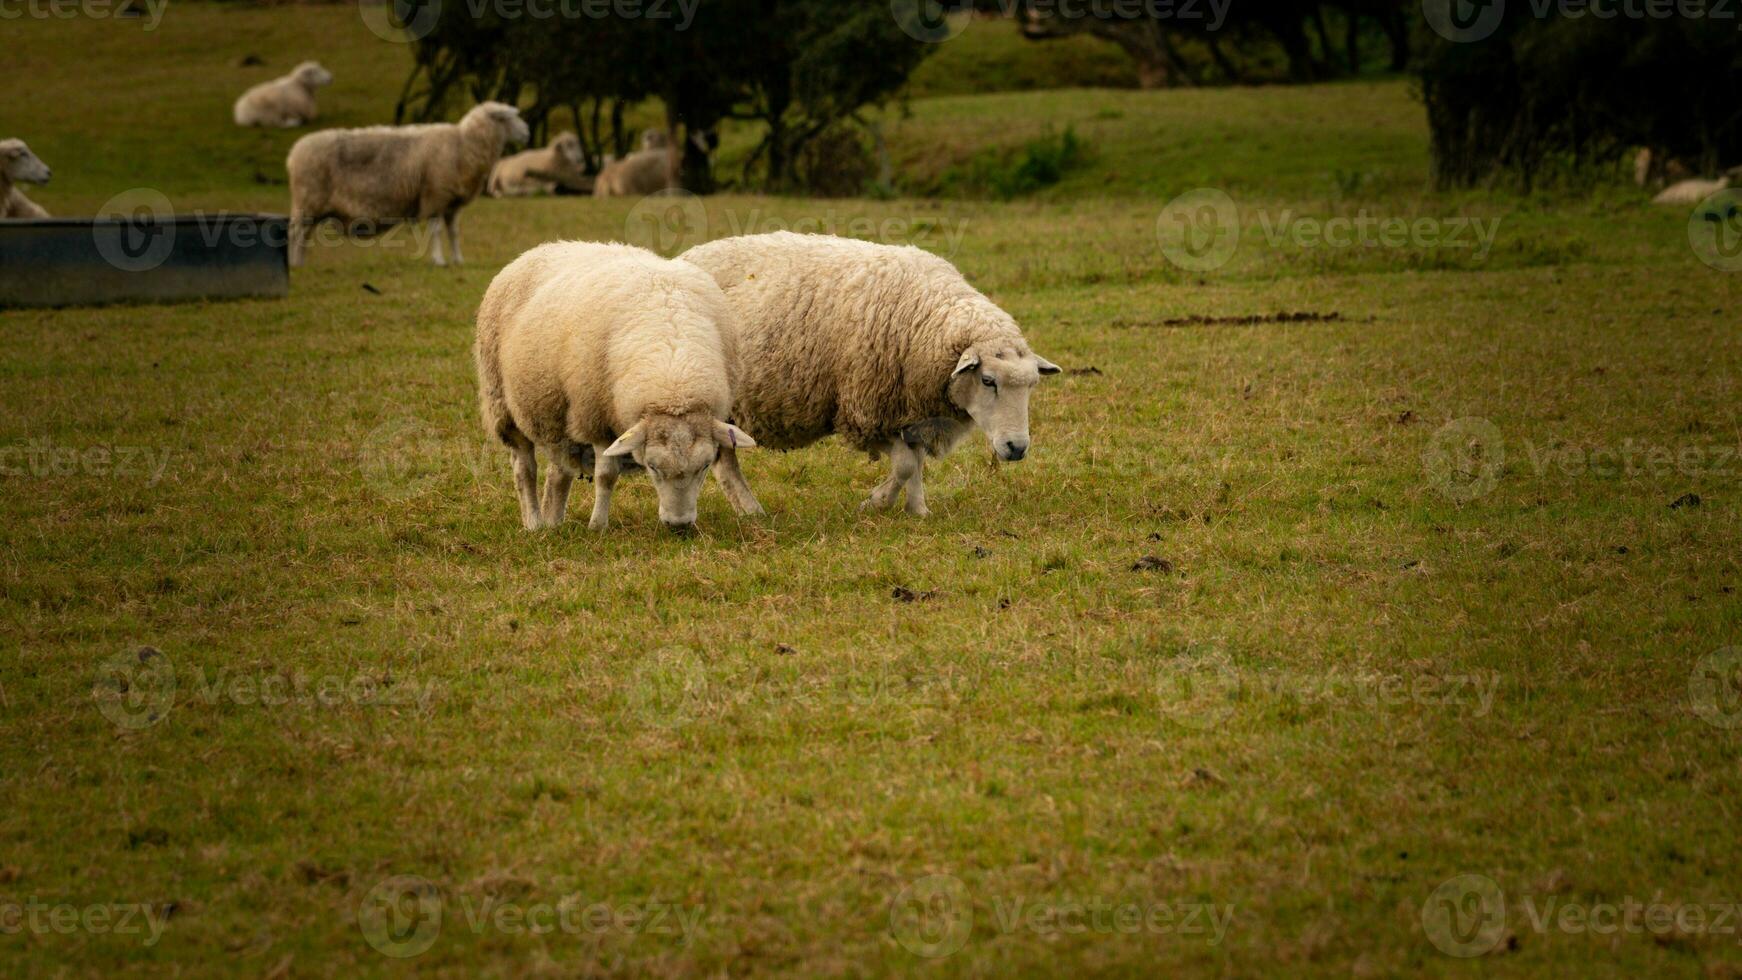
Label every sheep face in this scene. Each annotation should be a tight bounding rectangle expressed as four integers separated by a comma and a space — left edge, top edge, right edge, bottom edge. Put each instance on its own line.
641, 129, 671, 151
474, 102, 531, 147
948, 346, 1061, 462
553, 132, 584, 168
1, 140, 50, 185
294, 61, 334, 88
603, 412, 756, 532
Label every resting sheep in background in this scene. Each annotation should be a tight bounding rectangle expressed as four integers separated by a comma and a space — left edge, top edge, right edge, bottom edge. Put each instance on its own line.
681, 232, 1060, 517
234, 61, 333, 128
0, 139, 51, 219
1654, 171, 1738, 207
487, 131, 588, 197
286, 101, 529, 267
474, 241, 762, 533
590, 129, 686, 198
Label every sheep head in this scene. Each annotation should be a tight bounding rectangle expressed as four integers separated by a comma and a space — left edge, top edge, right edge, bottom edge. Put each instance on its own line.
293, 61, 334, 89
0, 139, 51, 185
947, 343, 1060, 462
553, 131, 584, 168
602, 411, 756, 532
467, 102, 530, 149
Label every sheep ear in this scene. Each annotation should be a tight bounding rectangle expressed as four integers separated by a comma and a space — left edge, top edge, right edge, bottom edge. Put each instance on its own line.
951, 349, 981, 378
1035, 355, 1062, 376
602, 423, 646, 458
713, 420, 756, 450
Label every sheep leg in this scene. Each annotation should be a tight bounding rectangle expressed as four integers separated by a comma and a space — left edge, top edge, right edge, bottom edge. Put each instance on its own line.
711, 446, 765, 517
540, 465, 574, 527
288, 217, 307, 268
589, 450, 622, 531
427, 217, 446, 267
903, 445, 931, 518
510, 440, 541, 531
444, 211, 463, 266
862, 439, 921, 513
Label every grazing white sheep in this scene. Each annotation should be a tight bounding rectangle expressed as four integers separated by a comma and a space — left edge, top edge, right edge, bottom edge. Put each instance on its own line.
487, 131, 588, 197
681, 232, 1060, 517
286, 101, 529, 267
233, 61, 333, 128
0, 139, 51, 219
474, 241, 762, 532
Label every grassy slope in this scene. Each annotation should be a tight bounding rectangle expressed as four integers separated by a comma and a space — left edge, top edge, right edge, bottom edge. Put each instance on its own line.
4, 6, 1742, 978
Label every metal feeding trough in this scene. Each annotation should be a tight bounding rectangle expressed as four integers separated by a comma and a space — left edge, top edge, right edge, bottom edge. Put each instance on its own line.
0, 213, 289, 308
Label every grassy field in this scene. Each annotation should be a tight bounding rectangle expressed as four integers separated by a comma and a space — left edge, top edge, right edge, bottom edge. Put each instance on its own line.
5, 5, 1742, 977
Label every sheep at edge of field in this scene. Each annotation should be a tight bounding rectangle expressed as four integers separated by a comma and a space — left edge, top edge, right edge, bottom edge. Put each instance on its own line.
285, 101, 530, 267
680, 232, 1061, 518
233, 61, 334, 128
0, 139, 51, 219
591, 145, 678, 198
1653, 172, 1738, 206
473, 240, 763, 532
487, 131, 588, 197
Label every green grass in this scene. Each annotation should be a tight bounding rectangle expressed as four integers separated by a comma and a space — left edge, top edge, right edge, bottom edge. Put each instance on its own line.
6, 5, 1742, 978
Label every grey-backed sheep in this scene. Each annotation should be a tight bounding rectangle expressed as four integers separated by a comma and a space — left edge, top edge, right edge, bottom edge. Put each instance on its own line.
234, 61, 333, 128
0, 139, 51, 219
487, 131, 588, 197
681, 232, 1060, 517
286, 101, 529, 266
474, 241, 762, 532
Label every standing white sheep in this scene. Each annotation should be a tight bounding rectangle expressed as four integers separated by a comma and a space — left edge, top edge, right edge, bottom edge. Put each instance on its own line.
474, 241, 762, 532
233, 61, 334, 128
681, 232, 1060, 517
0, 139, 51, 219
487, 131, 588, 197
286, 102, 529, 267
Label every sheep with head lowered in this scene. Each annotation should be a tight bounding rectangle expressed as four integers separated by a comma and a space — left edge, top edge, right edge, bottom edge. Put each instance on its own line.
474, 241, 762, 533
1653, 168, 1742, 206
487, 131, 588, 197
233, 61, 333, 128
680, 232, 1060, 517
286, 101, 528, 267
0, 139, 51, 219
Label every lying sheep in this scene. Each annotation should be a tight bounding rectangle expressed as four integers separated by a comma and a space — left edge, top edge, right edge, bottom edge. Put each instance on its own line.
286, 101, 529, 267
474, 241, 762, 532
1654, 174, 1734, 206
487, 131, 587, 197
592, 146, 677, 198
0, 139, 51, 219
234, 61, 333, 128
681, 232, 1060, 517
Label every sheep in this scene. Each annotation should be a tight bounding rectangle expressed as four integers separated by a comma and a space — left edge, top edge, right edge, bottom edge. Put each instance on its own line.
286, 101, 529, 267
592, 146, 678, 198
680, 232, 1060, 517
1654, 174, 1734, 206
474, 241, 762, 533
486, 131, 588, 197
233, 61, 333, 128
0, 139, 51, 219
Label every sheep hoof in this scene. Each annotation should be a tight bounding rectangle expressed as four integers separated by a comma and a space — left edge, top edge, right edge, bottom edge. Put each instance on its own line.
906, 503, 932, 518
